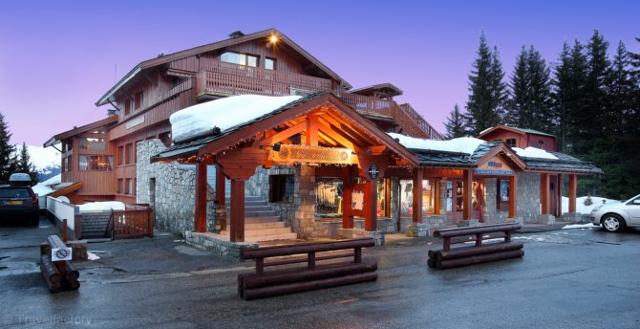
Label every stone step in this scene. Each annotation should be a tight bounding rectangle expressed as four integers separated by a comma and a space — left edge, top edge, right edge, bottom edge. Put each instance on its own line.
244, 210, 278, 217
221, 226, 293, 236
218, 231, 298, 242
225, 196, 265, 202
242, 216, 282, 223
244, 221, 286, 229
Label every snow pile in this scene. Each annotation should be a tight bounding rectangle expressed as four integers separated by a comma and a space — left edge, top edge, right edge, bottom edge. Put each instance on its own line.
388, 133, 486, 154
78, 201, 125, 213
561, 223, 597, 230
87, 251, 101, 261
561, 196, 620, 214
31, 174, 62, 196
512, 147, 558, 160
170, 94, 302, 143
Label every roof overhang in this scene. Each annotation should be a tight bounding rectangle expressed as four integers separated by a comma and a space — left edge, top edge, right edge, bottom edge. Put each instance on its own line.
44, 115, 118, 147
96, 28, 351, 106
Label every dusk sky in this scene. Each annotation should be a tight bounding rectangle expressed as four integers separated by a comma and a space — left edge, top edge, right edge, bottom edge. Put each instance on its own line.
1, 0, 638, 145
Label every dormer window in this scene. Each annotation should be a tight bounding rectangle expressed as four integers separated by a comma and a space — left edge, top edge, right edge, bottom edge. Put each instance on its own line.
221, 51, 258, 67
505, 138, 517, 148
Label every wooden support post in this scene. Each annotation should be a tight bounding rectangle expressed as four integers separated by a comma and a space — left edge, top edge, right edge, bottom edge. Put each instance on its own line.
462, 169, 472, 220
364, 180, 377, 231
412, 168, 423, 223
540, 173, 550, 215
62, 219, 68, 242
569, 174, 577, 213
509, 175, 517, 218
342, 167, 354, 229
384, 177, 391, 218
230, 179, 245, 242
194, 160, 208, 233
433, 178, 441, 215
215, 164, 225, 206
556, 174, 563, 216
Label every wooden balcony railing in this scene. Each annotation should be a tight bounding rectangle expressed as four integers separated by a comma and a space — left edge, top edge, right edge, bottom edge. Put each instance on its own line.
196, 64, 333, 98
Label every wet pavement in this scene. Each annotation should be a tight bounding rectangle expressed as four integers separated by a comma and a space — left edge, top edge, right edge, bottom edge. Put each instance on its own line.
1, 217, 639, 329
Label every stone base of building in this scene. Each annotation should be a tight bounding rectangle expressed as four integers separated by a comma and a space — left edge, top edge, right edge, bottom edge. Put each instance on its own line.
185, 231, 258, 260
337, 228, 385, 246
537, 214, 556, 225
560, 212, 589, 223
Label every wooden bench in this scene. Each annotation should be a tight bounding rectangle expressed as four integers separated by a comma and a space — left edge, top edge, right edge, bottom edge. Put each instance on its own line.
238, 238, 377, 300
428, 223, 524, 269
40, 235, 80, 293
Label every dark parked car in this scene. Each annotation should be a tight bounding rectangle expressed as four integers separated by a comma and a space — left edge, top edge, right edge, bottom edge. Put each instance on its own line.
0, 184, 40, 226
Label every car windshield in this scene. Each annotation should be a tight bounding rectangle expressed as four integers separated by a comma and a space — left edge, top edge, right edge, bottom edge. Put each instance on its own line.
624, 194, 640, 203
0, 188, 30, 198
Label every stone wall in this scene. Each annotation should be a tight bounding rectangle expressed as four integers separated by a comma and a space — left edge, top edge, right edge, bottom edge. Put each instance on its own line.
516, 172, 541, 223
136, 139, 204, 236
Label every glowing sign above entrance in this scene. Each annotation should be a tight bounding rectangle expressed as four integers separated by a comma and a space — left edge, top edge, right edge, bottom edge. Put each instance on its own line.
269, 144, 357, 165
474, 156, 515, 176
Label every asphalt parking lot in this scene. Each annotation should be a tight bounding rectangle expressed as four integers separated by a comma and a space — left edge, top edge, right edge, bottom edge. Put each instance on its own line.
1, 217, 639, 329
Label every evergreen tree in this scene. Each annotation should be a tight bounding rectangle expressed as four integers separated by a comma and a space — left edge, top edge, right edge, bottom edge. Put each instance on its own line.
466, 34, 506, 134
444, 104, 468, 138
506, 47, 529, 126
0, 113, 17, 183
507, 46, 553, 133
16, 142, 39, 184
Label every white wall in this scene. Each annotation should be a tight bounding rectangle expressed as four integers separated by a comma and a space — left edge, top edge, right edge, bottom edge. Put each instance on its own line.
46, 196, 78, 230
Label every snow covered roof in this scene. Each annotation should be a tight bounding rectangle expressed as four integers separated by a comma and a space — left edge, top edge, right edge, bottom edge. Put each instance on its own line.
512, 147, 558, 160
170, 94, 302, 144
31, 174, 61, 196
387, 133, 485, 154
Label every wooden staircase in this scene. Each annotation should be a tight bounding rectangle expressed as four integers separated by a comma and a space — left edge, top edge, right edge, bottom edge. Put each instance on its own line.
219, 195, 297, 242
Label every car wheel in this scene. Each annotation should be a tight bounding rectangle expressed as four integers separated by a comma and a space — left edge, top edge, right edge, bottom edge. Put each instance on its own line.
601, 214, 625, 232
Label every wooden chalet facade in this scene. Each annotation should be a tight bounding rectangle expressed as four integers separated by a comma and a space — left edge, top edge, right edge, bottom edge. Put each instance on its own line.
46, 28, 442, 205
45, 28, 601, 250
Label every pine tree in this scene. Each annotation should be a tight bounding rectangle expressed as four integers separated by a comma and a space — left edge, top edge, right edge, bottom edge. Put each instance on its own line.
526, 46, 554, 133
506, 47, 529, 126
0, 113, 17, 183
16, 142, 39, 184
444, 104, 468, 138
466, 34, 506, 134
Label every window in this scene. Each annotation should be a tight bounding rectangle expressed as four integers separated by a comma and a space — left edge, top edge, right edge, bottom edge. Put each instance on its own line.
125, 178, 131, 195
159, 131, 172, 147
220, 51, 258, 67
117, 179, 123, 194
135, 91, 143, 109
264, 57, 276, 70
269, 175, 294, 202
79, 155, 113, 171
132, 178, 137, 196
538, 140, 544, 147
125, 143, 133, 164
117, 146, 124, 165
316, 178, 343, 214
505, 138, 517, 148
79, 137, 106, 151
124, 99, 131, 115
63, 156, 70, 172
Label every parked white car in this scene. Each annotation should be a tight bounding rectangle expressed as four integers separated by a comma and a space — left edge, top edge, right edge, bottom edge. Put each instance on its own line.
590, 194, 640, 232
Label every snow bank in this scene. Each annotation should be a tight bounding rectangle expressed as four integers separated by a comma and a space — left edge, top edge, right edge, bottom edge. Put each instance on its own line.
561, 196, 620, 214
78, 201, 125, 213
87, 251, 101, 261
561, 223, 597, 230
388, 133, 485, 154
512, 147, 558, 160
31, 174, 62, 196
170, 94, 302, 143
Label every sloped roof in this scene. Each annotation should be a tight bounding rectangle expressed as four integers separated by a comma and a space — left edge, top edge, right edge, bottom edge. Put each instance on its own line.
349, 83, 403, 97
151, 93, 418, 164
523, 152, 603, 174
478, 125, 555, 138
96, 28, 351, 106
44, 115, 118, 147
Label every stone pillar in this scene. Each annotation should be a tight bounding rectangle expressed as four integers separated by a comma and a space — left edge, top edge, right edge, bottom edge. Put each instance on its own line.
294, 165, 316, 238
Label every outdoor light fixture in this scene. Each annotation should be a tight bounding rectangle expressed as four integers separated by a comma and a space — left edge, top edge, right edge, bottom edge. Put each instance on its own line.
268, 34, 279, 44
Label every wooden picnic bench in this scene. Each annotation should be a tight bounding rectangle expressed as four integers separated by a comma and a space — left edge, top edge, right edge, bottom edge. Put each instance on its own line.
428, 223, 524, 269
238, 238, 377, 300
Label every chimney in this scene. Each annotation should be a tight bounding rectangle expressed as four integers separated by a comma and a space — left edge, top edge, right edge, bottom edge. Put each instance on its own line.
228, 31, 245, 39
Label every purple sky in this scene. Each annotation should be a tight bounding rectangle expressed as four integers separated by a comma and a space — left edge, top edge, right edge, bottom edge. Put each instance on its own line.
1, 0, 638, 145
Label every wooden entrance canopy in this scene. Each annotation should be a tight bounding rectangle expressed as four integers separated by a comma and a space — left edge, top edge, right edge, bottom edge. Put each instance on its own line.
152, 93, 419, 242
